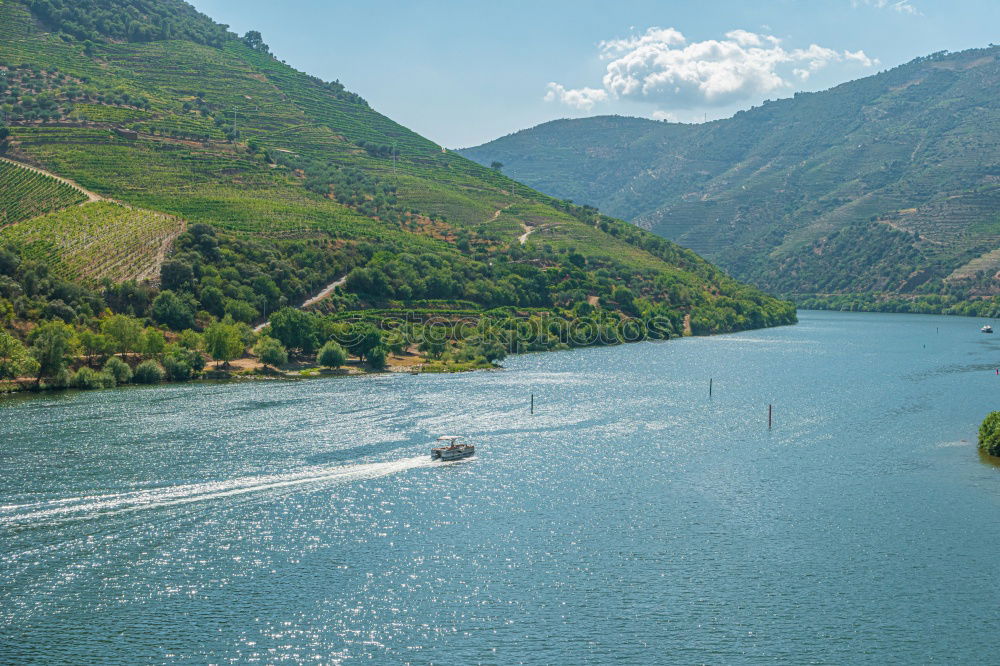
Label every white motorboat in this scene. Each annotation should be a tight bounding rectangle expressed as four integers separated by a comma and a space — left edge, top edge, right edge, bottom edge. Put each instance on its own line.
982, 325, 993, 334
431, 436, 475, 461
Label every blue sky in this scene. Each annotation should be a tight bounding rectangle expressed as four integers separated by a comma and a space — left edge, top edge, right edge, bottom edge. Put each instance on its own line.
189, 0, 1000, 147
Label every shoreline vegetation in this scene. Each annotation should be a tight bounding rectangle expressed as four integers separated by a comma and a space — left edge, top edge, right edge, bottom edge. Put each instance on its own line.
796, 293, 1000, 318
0, 300, 797, 396
0, 0, 798, 397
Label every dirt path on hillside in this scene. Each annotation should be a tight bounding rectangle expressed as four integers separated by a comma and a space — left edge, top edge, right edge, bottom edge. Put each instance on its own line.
301, 275, 348, 308
519, 223, 535, 245
0, 156, 103, 203
254, 274, 347, 332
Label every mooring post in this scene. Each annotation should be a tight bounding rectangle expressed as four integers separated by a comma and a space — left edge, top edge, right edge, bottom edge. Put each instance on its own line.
769, 404, 773, 429
709, 378, 713, 398
531, 394, 534, 414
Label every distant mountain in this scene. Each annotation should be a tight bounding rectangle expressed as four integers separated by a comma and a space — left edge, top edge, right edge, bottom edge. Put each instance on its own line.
0, 0, 794, 360
461, 47, 1000, 308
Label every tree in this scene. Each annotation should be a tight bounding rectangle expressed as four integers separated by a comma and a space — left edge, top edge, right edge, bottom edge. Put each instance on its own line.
269, 307, 319, 355
133, 360, 165, 384
101, 314, 143, 359
224, 298, 258, 324
103, 356, 132, 385
980, 412, 1000, 457
317, 341, 347, 369
141, 328, 167, 358
490, 161, 504, 172
29, 320, 76, 385
78, 330, 111, 367
253, 336, 288, 368
199, 286, 225, 317
0, 331, 36, 383
204, 319, 244, 367
341, 323, 383, 362
367, 345, 388, 370
151, 290, 195, 330
160, 260, 194, 291
242, 30, 270, 53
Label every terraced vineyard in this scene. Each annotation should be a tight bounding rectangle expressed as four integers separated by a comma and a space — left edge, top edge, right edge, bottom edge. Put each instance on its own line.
0, 0, 796, 339
0, 202, 185, 283
0, 160, 87, 225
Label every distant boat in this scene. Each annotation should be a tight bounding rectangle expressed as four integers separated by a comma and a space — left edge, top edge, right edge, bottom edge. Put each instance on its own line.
983, 325, 994, 334
431, 436, 475, 461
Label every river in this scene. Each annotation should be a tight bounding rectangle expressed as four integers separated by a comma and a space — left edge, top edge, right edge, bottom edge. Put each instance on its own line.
2, 311, 999, 664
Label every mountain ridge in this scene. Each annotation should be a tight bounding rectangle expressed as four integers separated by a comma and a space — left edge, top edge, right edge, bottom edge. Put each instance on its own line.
460, 45, 1000, 311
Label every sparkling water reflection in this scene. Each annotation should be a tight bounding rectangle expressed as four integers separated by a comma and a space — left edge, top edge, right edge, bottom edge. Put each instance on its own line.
2, 311, 1000, 664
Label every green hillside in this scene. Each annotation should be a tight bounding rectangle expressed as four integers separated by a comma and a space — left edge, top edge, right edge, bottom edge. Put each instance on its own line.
0, 0, 794, 388
460, 47, 1000, 313
0, 159, 86, 224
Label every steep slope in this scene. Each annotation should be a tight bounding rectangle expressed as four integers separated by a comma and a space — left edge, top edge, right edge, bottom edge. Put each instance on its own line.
461, 47, 1000, 306
0, 0, 794, 371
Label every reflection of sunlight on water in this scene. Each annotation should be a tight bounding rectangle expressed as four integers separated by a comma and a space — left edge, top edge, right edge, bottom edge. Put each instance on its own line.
0, 456, 433, 528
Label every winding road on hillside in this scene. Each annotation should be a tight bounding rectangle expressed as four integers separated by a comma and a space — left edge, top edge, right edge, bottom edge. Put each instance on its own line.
253, 275, 347, 333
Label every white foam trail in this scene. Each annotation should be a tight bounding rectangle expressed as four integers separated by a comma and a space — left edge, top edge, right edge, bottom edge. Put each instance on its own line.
0, 456, 434, 526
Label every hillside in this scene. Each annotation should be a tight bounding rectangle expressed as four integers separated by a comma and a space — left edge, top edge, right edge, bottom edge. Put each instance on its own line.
0, 0, 795, 387
460, 47, 1000, 312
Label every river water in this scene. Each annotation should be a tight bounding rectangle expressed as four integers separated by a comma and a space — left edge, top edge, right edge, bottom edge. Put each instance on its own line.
2, 311, 999, 664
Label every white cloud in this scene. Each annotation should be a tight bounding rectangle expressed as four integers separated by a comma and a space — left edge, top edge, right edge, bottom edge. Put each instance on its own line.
651, 110, 678, 122
543, 82, 608, 111
852, 0, 921, 15
546, 27, 878, 111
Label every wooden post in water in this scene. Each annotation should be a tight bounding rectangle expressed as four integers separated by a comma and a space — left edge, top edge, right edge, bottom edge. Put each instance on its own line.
531, 394, 534, 415
709, 378, 713, 398
769, 404, 773, 429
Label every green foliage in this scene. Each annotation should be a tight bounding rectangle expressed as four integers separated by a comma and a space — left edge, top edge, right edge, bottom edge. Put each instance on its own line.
132, 359, 165, 384
0, 330, 36, 381
103, 355, 132, 384
70, 366, 114, 389
269, 307, 320, 355
979, 411, 1000, 457
151, 290, 195, 330
317, 340, 346, 369
241, 31, 269, 54
366, 345, 388, 370
29, 319, 76, 381
101, 313, 143, 358
140, 327, 166, 358
337, 322, 383, 362
162, 345, 199, 380
203, 317, 243, 365
26, 0, 233, 47
0, 0, 799, 395
253, 335, 288, 367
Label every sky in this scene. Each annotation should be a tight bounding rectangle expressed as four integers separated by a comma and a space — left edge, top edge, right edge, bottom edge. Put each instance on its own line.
189, 0, 1000, 148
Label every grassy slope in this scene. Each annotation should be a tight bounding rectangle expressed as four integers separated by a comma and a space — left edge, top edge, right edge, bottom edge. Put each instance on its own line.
460, 47, 1000, 301
0, 0, 792, 332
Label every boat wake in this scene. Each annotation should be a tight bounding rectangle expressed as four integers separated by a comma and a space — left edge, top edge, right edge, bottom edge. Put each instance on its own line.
0, 456, 433, 527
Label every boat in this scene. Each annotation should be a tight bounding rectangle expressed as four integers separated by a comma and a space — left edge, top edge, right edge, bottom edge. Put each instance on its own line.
431, 436, 475, 461
983, 325, 994, 334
